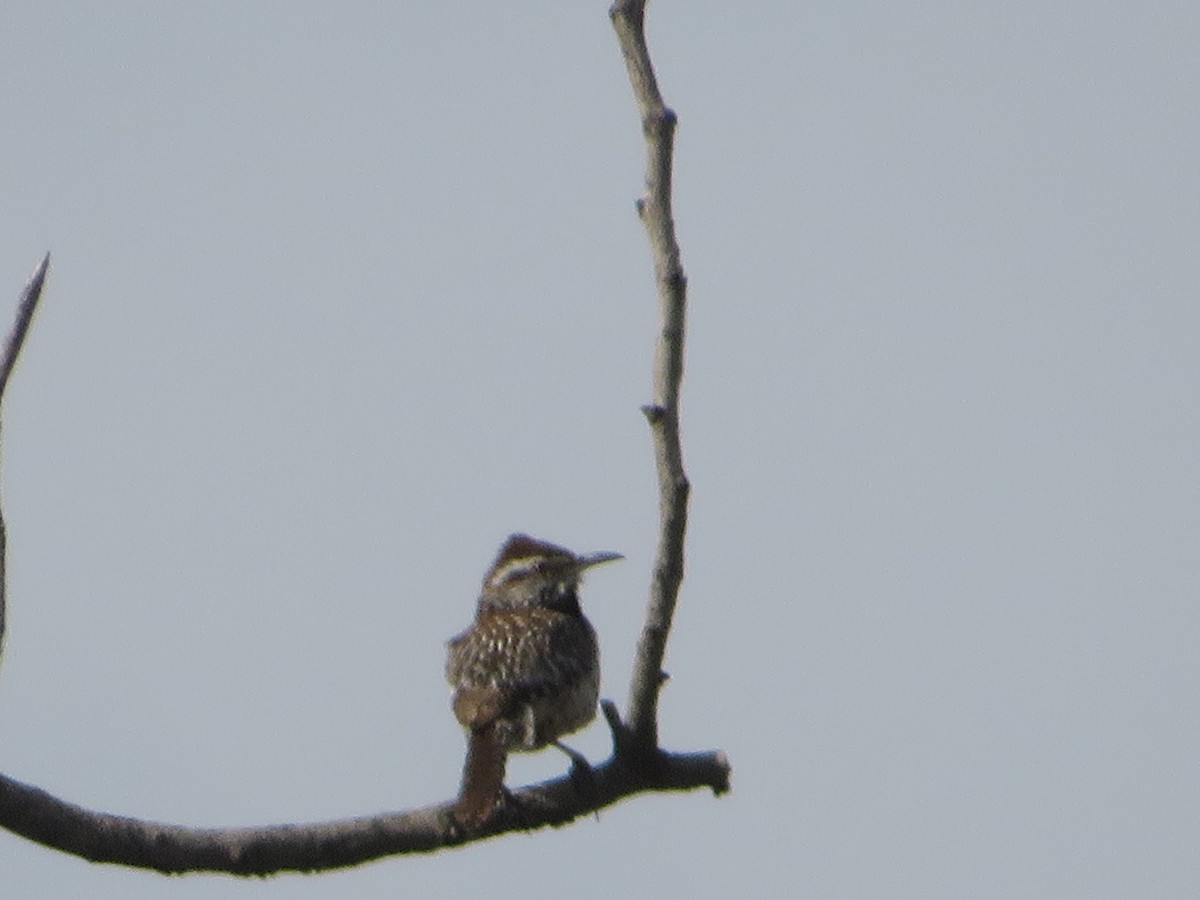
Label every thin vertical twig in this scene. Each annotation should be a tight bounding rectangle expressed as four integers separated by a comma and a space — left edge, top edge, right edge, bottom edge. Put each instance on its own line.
610, 0, 690, 755
0, 253, 50, 663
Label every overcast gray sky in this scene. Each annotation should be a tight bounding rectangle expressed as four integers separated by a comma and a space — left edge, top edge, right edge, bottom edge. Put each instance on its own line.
2, 2, 1198, 897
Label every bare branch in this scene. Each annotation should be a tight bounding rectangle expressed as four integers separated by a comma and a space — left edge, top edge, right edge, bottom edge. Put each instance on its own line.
0, 733, 728, 874
0, 252, 49, 662
0, 2, 732, 874
610, 0, 691, 755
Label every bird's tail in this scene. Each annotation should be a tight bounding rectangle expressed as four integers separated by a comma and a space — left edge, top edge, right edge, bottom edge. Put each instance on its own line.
454, 724, 506, 827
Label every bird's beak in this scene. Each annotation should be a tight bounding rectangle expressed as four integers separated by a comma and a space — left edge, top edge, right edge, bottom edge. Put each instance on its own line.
577, 550, 624, 570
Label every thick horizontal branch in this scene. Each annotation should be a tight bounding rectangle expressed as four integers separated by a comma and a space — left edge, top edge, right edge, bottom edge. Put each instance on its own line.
0, 744, 729, 875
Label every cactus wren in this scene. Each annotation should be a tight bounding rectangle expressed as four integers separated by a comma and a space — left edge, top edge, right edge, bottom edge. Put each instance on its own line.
445, 534, 622, 826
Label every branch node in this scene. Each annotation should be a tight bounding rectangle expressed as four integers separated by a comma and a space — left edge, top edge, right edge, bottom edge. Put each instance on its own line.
600, 699, 630, 759
640, 403, 666, 423
643, 108, 677, 139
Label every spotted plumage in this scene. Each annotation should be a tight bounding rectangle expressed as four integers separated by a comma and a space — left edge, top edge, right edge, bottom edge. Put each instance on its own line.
445, 534, 621, 826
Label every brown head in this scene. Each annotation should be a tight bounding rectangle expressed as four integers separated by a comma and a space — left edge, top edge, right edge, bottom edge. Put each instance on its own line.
477, 533, 622, 615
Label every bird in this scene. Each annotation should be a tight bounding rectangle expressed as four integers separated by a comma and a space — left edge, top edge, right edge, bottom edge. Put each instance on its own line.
445, 533, 622, 826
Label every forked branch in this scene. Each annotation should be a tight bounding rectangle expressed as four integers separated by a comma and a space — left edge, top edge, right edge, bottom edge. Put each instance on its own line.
0, 1, 727, 875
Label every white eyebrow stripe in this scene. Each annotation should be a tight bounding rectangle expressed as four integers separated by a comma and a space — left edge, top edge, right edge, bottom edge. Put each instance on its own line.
487, 557, 542, 586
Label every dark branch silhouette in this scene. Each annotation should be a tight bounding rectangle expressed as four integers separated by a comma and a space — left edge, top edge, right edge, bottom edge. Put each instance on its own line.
0, 252, 49, 662
0, 743, 725, 874
611, 0, 691, 757
0, 2, 728, 874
